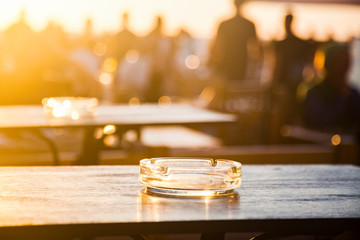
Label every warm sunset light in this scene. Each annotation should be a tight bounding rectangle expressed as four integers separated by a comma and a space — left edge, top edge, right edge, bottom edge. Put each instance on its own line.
1, 1, 359, 41
1, 1, 360, 234
1, 0, 359, 167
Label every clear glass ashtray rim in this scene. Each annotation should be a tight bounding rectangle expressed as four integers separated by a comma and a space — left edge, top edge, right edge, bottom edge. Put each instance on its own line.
145, 186, 237, 198
139, 157, 242, 171
139, 157, 242, 197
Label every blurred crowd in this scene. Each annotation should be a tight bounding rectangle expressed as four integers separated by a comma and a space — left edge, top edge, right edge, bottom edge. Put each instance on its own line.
0, 10, 202, 106
1, 0, 360, 140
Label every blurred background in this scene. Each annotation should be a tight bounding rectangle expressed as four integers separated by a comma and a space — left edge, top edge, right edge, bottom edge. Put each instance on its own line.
0, 0, 359, 165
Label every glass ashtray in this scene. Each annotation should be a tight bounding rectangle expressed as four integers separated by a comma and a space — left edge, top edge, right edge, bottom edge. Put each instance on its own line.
139, 157, 241, 197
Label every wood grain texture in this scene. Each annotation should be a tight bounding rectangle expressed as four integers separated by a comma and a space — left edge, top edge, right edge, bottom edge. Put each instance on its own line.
0, 165, 359, 238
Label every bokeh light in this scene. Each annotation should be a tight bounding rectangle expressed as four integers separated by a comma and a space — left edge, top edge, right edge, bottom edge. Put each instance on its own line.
129, 97, 141, 108
94, 128, 104, 139
125, 49, 140, 64
52, 107, 66, 118
185, 54, 200, 70
103, 135, 119, 147
103, 124, 117, 135
158, 96, 172, 108
102, 57, 118, 73
99, 72, 113, 85
71, 111, 80, 120
63, 100, 72, 108
331, 134, 341, 146
93, 42, 107, 57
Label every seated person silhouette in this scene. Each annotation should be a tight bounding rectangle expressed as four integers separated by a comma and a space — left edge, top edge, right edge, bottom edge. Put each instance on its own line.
303, 44, 360, 133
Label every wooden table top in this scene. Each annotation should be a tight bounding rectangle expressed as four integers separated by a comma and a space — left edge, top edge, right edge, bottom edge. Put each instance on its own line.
0, 164, 359, 239
0, 104, 236, 129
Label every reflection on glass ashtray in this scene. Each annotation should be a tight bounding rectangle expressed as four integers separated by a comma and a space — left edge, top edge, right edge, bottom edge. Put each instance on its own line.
139, 158, 241, 197
42, 97, 98, 120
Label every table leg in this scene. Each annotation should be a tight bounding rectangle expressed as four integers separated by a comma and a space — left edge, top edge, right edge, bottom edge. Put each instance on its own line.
75, 127, 101, 165
31, 129, 60, 166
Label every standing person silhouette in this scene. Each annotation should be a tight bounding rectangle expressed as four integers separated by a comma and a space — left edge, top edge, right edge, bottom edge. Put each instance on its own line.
209, 0, 259, 83
111, 12, 138, 102
272, 12, 315, 125
113, 12, 137, 61
208, 0, 261, 145
144, 16, 173, 102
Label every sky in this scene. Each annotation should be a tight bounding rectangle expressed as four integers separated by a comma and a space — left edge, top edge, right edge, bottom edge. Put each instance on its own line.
1, 0, 360, 41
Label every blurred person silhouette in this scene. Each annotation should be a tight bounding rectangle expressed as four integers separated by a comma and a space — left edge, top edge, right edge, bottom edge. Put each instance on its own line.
171, 28, 197, 97
1, 10, 35, 76
144, 15, 173, 102
0, 10, 40, 105
208, 0, 264, 145
111, 12, 139, 102
3, 10, 34, 55
116, 37, 152, 102
69, 18, 99, 73
38, 21, 74, 97
272, 12, 316, 125
0, 13, 99, 154
303, 43, 360, 133
68, 18, 102, 98
111, 12, 137, 61
209, 0, 260, 83
40, 18, 101, 98
41, 20, 69, 50
0, 14, 100, 105
173, 28, 196, 76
